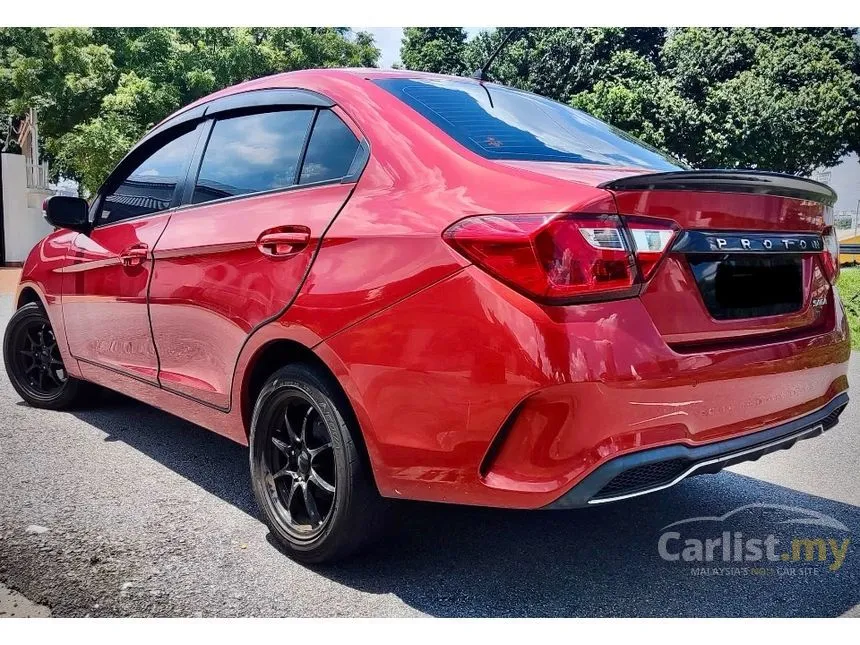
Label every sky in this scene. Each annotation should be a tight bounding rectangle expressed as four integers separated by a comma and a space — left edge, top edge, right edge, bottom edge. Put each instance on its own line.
361, 28, 487, 68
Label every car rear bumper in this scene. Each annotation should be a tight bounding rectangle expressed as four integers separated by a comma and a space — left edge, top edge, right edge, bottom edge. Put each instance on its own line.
544, 391, 849, 508
322, 266, 851, 509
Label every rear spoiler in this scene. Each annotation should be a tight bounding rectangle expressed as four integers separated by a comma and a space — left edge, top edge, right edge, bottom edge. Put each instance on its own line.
600, 170, 837, 207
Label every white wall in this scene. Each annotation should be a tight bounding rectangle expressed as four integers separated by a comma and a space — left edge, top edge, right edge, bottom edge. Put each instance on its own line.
1, 153, 55, 264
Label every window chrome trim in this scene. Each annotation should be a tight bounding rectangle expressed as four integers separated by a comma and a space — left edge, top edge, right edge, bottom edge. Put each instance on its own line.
169, 176, 356, 215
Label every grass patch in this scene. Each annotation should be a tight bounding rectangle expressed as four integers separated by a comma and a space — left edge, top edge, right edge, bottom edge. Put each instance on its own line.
837, 266, 860, 349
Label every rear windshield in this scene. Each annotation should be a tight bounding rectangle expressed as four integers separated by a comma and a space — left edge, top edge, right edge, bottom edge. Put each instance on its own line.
375, 77, 682, 170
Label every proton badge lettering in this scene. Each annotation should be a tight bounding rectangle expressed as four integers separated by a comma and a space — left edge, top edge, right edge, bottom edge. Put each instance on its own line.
702, 234, 823, 253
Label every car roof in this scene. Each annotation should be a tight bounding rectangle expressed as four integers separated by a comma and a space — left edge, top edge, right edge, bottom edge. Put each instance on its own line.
152, 67, 485, 133
281, 67, 477, 82
237, 67, 489, 93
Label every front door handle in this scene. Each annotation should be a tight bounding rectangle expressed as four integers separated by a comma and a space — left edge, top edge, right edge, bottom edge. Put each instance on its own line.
119, 243, 149, 268
256, 227, 311, 257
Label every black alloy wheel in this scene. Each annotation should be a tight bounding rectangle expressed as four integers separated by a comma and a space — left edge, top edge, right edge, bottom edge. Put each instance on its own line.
10, 317, 67, 397
263, 389, 337, 538
3, 302, 92, 409
249, 364, 389, 563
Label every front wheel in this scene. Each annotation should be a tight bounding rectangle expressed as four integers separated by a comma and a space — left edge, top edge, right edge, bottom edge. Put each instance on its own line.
249, 364, 389, 563
3, 302, 94, 409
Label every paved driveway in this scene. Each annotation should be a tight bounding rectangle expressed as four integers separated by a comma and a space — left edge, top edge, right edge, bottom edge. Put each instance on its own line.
0, 293, 857, 617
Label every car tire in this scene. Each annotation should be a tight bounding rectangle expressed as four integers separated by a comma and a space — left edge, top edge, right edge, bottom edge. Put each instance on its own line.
3, 302, 96, 410
249, 363, 389, 563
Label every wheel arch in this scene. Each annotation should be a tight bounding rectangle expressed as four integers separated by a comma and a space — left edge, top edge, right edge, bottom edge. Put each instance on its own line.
242, 339, 321, 434
12, 281, 81, 379
17, 285, 44, 310
239, 338, 379, 486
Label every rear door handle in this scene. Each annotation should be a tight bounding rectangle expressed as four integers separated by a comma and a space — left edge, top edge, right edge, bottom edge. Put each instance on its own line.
119, 243, 149, 267
256, 227, 311, 257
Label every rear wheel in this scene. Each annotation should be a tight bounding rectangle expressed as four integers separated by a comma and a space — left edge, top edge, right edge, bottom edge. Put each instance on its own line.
249, 363, 388, 563
3, 302, 94, 409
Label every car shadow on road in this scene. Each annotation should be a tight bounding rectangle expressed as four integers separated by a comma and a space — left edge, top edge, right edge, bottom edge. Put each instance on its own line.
70, 391, 258, 517
73, 393, 860, 618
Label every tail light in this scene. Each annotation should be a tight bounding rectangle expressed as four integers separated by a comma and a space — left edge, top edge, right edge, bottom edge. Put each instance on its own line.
626, 217, 678, 279
821, 226, 840, 284
443, 213, 676, 304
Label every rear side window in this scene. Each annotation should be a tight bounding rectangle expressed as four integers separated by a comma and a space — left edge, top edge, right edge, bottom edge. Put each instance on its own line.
374, 78, 682, 170
193, 110, 314, 205
100, 128, 199, 223
299, 110, 360, 184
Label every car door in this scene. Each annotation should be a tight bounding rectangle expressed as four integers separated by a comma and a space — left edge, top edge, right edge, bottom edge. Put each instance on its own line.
148, 106, 364, 408
62, 125, 203, 383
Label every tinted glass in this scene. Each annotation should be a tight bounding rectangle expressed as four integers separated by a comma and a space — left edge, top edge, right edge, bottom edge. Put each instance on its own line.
375, 78, 682, 170
299, 110, 360, 184
100, 128, 198, 223
193, 110, 314, 204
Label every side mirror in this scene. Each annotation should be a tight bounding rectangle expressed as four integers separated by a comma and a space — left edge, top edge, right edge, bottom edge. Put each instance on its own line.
43, 196, 90, 233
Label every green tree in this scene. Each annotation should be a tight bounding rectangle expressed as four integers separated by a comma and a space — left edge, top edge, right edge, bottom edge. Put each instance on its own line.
53, 71, 182, 191
574, 28, 860, 172
0, 27, 380, 193
463, 28, 665, 102
569, 50, 695, 154
1, 28, 117, 155
400, 28, 467, 75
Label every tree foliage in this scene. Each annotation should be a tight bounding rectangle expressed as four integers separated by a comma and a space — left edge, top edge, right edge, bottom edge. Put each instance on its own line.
400, 28, 468, 76
0, 27, 379, 193
401, 27, 860, 174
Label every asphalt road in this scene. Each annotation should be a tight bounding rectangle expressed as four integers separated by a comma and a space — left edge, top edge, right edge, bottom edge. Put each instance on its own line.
0, 293, 857, 617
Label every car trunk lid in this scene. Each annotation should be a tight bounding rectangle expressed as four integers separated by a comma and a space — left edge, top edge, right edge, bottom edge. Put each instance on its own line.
601, 170, 838, 349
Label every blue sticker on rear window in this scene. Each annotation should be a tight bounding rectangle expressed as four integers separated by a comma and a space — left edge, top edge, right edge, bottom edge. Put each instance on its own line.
375, 77, 682, 170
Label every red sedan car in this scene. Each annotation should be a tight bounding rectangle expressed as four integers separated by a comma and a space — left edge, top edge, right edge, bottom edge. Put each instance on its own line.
3, 69, 850, 562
